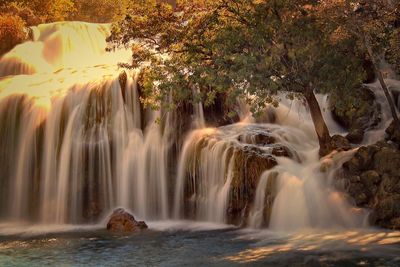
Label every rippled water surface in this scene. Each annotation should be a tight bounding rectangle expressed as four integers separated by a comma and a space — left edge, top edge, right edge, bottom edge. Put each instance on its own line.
0, 222, 400, 266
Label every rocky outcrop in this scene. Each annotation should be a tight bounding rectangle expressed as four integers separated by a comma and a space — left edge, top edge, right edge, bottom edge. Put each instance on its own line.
330, 87, 381, 144
228, 146, 279, 225
386, 121, 400, 144
329, 134, 352, 152
340, 141, 400, 230
106, 208, 148, 232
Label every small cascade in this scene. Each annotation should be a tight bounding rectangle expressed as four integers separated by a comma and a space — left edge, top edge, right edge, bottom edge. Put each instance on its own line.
363, 79, 400, 144
247, 170, 273, 228
249, 150, 368, 230
246, 94, 369, 230
173, 128, 235, 223
118, 110, 170, 220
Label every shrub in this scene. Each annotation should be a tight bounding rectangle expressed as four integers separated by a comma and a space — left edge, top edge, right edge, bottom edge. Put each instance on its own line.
0, 13, 27, 56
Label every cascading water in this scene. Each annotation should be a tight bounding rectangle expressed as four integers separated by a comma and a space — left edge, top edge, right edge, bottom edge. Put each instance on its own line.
173, 128, 235, 223
245, 94, 370, 230
0, 21, 171, 224
0, 21, 377, 231
248, 145, 368, 230
363, 79, 400, 145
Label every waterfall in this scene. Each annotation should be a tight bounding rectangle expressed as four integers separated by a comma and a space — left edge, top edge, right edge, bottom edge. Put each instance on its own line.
0, 22, 121, 77
0, 21, 373, 231
246, 96, 368, 230
173, 128, 235, 223
0, 21, 170, 224
249, 151, 368, 231
363, 79, 400, 144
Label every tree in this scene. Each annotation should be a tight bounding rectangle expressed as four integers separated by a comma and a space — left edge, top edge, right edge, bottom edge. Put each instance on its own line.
71, 0, 129, 23
108, 0, 366, 155
325, 0, 400, 128
0, 13, 26, 55
387, 27, 400, 76
1, 0, 75, 24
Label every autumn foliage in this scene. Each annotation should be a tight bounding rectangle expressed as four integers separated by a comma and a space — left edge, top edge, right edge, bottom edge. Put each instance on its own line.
0, 13, 26, 55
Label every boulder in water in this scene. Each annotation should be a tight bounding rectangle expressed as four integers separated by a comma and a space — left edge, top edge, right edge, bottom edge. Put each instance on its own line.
106, 208, 148, 232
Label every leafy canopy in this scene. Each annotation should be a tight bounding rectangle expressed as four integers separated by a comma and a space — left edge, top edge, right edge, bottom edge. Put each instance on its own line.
108, 0, 366, 114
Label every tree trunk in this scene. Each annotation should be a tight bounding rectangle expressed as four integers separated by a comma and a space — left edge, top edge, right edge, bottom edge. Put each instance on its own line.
365, 38, 400, 129
304, 88, 332, 156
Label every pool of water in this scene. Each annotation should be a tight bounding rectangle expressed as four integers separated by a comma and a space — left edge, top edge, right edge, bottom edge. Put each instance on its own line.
0, 221, 399, 266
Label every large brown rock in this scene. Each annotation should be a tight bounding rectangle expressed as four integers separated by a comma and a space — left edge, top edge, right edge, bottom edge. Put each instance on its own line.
106, 208, 148, 232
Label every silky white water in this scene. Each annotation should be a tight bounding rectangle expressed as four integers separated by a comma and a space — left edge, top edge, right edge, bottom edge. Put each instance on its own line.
0, 21, 170, 224
0, 21, 388, 231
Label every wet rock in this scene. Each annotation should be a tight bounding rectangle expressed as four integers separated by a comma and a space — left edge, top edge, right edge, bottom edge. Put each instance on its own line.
106, 208, 148, 232
386, 121, 400, 144
347, 183, 368, 205
346, 129, 364, 144
228, 147, 278, 225
330, 134, 352, 152
339, 140, 400, 230
372, 195, 400, 228
390, 218, 400, 229
360, 170, 380, 187
343, 146, 376, 172
373, 146, 400, 175
330, 87, 381, 143
238, 132, 276, 145
271, 146, 292, 158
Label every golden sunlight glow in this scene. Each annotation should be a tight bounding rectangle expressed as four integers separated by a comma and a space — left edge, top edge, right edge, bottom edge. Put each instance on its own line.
224, 231, 400, 263
0, 21, 132, 111
0, 65, 122, 111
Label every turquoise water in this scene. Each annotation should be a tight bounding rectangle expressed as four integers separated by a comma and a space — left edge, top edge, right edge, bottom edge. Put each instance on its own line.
0, 222, 399, 266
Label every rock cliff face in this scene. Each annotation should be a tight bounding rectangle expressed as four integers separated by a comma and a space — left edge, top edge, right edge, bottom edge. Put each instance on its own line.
340, 138, 400, 229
